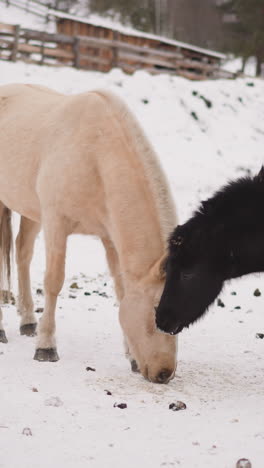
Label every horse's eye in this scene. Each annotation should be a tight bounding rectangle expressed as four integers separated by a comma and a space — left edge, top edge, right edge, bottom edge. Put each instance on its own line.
171, 236, 183, 247
180, 272, 195, 281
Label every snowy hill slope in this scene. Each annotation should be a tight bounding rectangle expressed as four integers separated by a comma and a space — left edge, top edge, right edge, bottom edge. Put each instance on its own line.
0, 4, 264, 468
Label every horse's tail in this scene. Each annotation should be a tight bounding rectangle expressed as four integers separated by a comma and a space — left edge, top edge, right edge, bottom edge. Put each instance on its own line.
0, 203, 13, 296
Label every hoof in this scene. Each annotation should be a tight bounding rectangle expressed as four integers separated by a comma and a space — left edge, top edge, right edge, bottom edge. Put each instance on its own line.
34, 348, 59, 362
131, 359, 140, 373
20, 323, 37, 337
0, 330, 8, 343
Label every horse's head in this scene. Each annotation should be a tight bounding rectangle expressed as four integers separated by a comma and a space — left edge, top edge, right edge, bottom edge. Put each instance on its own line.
119, 257, 177, 384
156, 166, 264, 335
155, 219, 227, 334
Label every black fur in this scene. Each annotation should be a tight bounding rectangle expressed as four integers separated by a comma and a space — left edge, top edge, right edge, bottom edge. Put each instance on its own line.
156, 166, 264, 335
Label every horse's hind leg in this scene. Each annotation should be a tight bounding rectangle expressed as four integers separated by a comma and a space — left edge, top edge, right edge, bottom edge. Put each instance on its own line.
34, 215, 67, 362
16, 216, 40, 336
0, 201, 9, 343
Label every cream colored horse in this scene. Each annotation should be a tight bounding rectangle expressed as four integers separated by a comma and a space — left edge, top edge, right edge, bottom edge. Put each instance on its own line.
0, 84, 177, 383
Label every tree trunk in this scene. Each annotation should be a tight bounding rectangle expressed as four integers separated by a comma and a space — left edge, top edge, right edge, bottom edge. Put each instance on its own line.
155, 0, 161, 35
256, 55, 262, 76
241, 56, 247, 73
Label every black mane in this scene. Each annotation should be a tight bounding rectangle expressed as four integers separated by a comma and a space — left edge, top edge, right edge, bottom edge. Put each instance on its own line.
197, 174, 264, 227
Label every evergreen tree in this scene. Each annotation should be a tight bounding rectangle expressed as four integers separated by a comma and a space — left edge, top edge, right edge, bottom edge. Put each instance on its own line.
88, 0, 156, 33
168, 0, 224, 50
219, 0, 264, 75
88, 0, 224, 46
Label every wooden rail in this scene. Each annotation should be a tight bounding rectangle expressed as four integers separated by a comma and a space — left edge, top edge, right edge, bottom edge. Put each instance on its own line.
0, 21, 232, 79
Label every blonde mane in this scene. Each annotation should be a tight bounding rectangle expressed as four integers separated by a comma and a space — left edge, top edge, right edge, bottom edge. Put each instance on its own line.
94, 89, 177, 246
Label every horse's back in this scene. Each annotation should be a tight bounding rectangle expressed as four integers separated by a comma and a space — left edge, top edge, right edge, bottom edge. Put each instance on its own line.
0, 83, 62, 99
0, 83, 66, 127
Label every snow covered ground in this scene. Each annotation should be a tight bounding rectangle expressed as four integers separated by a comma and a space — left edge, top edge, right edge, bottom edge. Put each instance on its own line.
0, 4, 264, 468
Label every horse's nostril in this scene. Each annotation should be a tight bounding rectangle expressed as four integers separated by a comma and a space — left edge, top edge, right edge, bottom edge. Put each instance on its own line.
156, 369, 173, 384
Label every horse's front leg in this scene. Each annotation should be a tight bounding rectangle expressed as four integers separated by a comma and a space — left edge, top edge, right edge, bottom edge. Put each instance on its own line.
34, 217, 67, 362
101, 237, 138, 371
16, 216, 40, 336
123, 336, 140, 372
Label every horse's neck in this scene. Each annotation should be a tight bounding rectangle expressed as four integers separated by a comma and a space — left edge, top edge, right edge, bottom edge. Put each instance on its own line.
227, 231, 264, 280
231, 261, 264, 279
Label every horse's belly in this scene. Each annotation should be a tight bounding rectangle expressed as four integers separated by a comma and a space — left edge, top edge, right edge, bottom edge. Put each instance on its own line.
0, 144, 40, 221
0, 188, 41, 223
0, 112, 42, 220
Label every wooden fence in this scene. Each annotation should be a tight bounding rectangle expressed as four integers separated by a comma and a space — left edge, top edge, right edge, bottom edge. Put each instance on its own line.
0, 22, 235, 79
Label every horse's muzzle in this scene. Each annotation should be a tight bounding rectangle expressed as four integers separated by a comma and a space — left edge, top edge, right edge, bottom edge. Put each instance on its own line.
144, 365, 175, 384
155, 307, 184, 335
155, 368, 175, 384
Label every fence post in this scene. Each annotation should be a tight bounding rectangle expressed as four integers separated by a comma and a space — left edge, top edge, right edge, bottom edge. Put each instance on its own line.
111, 31, 118, 68
11, 24, 20, 62
40, 34, 45, 65
73, 37, 80, 69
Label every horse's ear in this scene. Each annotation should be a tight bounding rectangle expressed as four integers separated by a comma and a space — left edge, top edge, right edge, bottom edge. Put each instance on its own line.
201, 199, 213, 215
256, 166, 264, 183
150, 254, 167, 281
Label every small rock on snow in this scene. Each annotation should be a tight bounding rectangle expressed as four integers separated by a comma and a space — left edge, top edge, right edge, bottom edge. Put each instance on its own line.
22, 427, 32, 436
190, 111, 198, 121
169, 401, 186, 411
217, 298, 225, 307
113, 403, 127, 409
236, 459, 252, 468
256, 333, 264, 339
44, 396, 63, 407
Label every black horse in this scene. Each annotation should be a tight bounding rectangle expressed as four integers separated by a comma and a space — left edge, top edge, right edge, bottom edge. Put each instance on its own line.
156, 167, 264, 335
